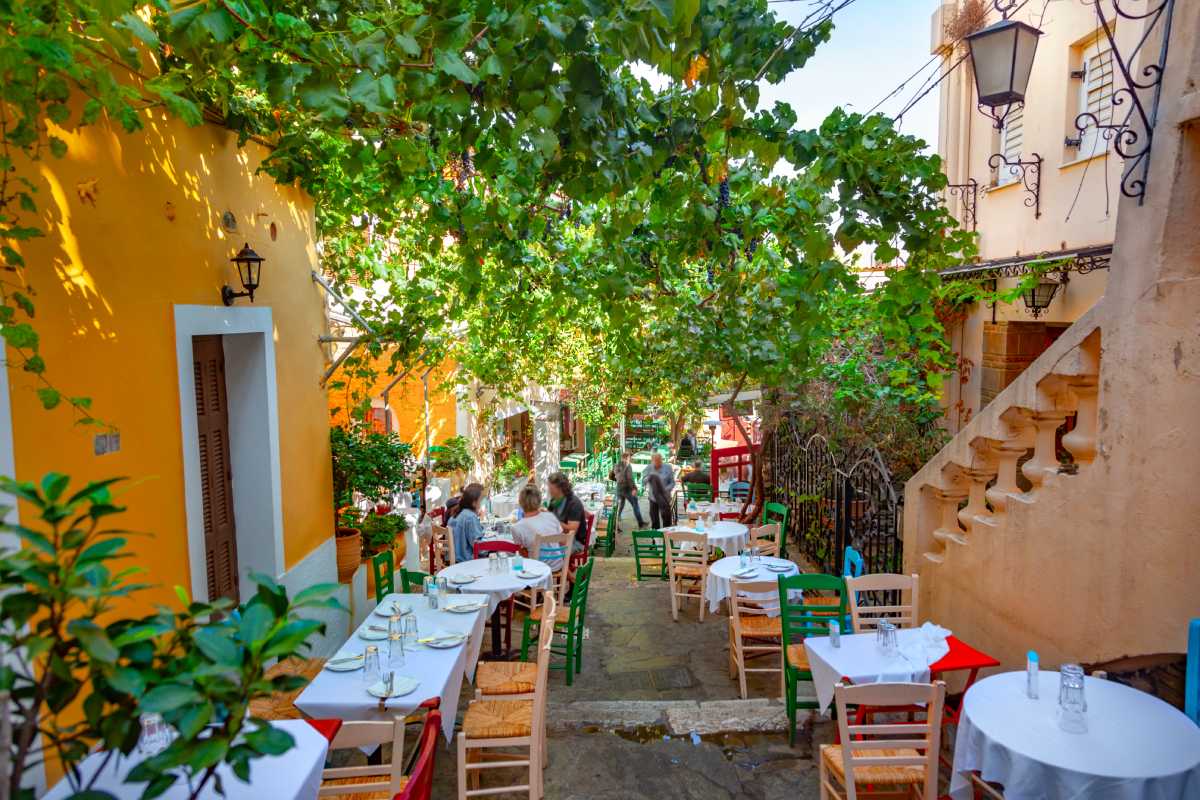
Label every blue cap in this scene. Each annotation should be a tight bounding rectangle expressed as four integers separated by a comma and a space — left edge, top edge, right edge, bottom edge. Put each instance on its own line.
1027, 650, 1039, 661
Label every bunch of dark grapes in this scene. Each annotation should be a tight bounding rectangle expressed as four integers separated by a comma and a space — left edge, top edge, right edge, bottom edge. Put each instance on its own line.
718, 178, 730, 209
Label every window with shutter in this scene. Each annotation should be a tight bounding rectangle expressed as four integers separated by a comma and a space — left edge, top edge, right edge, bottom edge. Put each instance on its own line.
1077, 43, 1114, 158
997, 105, 1024, 187
192, 335, 240, 602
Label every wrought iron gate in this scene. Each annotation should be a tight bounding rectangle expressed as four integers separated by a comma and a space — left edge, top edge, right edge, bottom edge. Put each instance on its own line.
765, 417, 903, 576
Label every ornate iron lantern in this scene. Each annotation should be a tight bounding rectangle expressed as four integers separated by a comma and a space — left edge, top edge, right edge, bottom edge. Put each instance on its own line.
1021, 273, 1066, 318
965, 15, 1042, 129
222, 243, 265, 306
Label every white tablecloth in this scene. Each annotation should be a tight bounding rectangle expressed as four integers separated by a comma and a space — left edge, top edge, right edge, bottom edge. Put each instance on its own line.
695, 500, 742, 517
804, 625, 951, 712
44, 719, 327, 800
490, 493, 518, 519
296, 593, 486, 741
704, 555, 797, 612
437, 559, 552, 614
949, 670, 1200, 800
666, 520, 749, 557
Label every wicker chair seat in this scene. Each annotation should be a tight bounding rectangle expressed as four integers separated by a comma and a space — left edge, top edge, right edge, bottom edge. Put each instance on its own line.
672, 564, 706, 578
820, 744, 926, 786
319, 774, 408, 799
529, 604, 570, 624
784, 643, 811, 671
476, 661, 538, 695
247, 657, 324, 720
463, 699, 534, 739
734, 615, 783, 637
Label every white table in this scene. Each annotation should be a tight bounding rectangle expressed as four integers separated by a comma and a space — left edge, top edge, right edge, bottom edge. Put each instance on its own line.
438, 558, 553, 656
44, 719, 327, 799
695, 500, 741, 517
949, 670, 1200, 800
667, 520, 749, 557
804, 626, 951, 713
705, 555, 798, 613
296, 593, 486, 741
490, 493, 518, 519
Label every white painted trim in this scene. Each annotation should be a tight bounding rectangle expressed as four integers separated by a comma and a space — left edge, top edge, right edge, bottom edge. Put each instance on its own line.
0, 352, 17, 539
174, 305, 284, 602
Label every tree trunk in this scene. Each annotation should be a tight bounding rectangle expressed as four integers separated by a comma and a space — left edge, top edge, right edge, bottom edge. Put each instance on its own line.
468, 385, 498, 488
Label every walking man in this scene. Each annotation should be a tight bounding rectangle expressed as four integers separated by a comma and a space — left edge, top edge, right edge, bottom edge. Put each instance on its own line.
609, 451, 645, 529
641, 451, 676, 529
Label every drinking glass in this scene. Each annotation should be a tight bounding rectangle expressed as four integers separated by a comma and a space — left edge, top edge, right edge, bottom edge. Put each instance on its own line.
401, 614, 418, 643
138, 713, 170, 757
876, 620, 898, 657
388, 614, 403, 639
1058, 664, 1088, 733
750, 546, 760, 564
738, 549, 749, 570
388, 633, 405, 668
363, 645, 382, 686
513, 553, 524, 572
423, 576, 437, 608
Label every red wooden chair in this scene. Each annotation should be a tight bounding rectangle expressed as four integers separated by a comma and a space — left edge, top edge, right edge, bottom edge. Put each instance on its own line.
393, 708, 442, 800
474, 540, 520, 653
569, 511, 596, 571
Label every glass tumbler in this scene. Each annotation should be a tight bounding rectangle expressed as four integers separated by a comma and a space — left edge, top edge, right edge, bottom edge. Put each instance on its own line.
388, 633, 405, 668
1057, 664, 1088, 733
877, 620, 898, 657
401, 614, 418, 643
363, 645, 382, 686
138, 713, 169, 757
423, 576, 437, 608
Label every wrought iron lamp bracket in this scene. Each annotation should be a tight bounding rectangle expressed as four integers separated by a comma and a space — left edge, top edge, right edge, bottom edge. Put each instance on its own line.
1072, 0, 1176, 204
946, 179, 979, 231
987, 152, 1043, 218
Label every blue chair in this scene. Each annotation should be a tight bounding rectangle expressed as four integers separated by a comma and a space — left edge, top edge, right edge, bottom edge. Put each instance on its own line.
728, 480, 751, 501
1187, 618, 1200, 726
843, 545, 865, 578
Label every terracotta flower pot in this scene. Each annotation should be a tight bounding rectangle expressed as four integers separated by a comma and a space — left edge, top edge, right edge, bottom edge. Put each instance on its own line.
335, 527, 361, 583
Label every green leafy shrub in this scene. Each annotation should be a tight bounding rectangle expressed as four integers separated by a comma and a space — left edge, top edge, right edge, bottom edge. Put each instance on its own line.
359, 512, 408, 556
330, 425, 414, 509
432, 435, 473, 475
496, 453, 529, 487
0, 473, 342, 799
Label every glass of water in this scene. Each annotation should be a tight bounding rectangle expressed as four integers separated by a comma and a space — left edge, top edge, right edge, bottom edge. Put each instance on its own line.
401, 614, 418, 643
423, 576, 437, 608
876, 620, 898, 657
363, 645, 381, 686
138, 713, 171, 756
1058, 664, 1088, 733
388, 633, 405, 668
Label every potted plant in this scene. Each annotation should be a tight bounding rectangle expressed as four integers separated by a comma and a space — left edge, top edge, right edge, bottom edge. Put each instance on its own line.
359, 512, 408, 596
495, 452, 530, 489
432, 434, 474, 492
330, 424, 414, 582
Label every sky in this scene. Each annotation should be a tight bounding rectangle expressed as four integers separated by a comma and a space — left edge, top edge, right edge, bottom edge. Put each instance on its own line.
758, 0, 944, 153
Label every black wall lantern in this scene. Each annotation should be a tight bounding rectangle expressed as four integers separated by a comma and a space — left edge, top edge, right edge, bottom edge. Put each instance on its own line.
965, 7, 1042, 129
1021, 272, 1067, 318
222, 243, 265, 306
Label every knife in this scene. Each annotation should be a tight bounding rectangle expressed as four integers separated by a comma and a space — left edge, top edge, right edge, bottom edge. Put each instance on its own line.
328, 654, 364, 666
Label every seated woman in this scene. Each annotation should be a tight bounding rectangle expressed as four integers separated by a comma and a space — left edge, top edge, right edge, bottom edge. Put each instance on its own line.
448, 482, 485, 563
509, 483, 563, 567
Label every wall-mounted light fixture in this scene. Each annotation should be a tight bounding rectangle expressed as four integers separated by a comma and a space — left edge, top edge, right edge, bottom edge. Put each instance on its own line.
964, 3, 1042, 130
1022, 272, 1068, 318
222, 243, 265, 306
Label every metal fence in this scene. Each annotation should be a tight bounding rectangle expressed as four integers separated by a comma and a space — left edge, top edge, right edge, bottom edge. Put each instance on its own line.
764, 417, 903, 577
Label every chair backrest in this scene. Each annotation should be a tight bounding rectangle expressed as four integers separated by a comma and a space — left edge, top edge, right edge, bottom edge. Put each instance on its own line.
584, 511, 596, 544
684, 482, 712, 502
371, 550, 394, 602
532, 595, 558, 733
664, 530, 708, 575
632, 529, 665, 578
568, 558, 595, 625
400, 568, 429, 594
430, 524, 454, 569
830, 681, 945, 800
729, 579, 783, 636
749, 523, 780, 555
393, 709, 443, 800
846, 573, 919, 633
1187, 618, 1200, 726
321, 716, 407, 797
778, 573, 848, 644
534, 532, 574, 605
842, 545, 865, 578
474, 539, 520, 558
728, 480, 751, 500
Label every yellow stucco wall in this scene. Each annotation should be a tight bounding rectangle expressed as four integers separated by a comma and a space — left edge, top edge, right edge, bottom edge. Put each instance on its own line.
328, 354, 460, 459
7, 109, 334, 610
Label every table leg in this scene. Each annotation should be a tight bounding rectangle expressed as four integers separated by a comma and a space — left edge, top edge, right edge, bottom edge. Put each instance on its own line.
490, 606, 502, 657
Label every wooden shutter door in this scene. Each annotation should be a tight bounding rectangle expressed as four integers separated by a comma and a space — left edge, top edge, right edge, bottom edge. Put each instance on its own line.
192, 335, 240, 601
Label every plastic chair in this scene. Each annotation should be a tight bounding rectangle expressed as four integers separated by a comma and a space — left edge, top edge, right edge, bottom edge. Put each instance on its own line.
819, 681, 945, 800
632, 529, 667, 580
761, 502, 790, 559
842, 545, 865, 578
779, 573, 848, 745
1187, 618, 1200, 726
372, 549, 395, 602
400, 568, 429, 594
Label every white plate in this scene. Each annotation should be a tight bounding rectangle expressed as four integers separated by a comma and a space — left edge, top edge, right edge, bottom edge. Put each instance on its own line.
517, 570, 542, 580
765, 564, 792, 573
358, 627, 388, 641
731, 569, 758, 579
449, 575, 477, 586
444, 602, 486, 614
366, 675, 420, 698
373, 602, 414, 618
421, 633, 467, 649
324, 654, 364, 672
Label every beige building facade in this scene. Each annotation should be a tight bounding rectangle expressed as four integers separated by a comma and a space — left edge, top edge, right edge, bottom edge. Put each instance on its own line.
932, 1, 1145, 431
907, 0, 1200, 681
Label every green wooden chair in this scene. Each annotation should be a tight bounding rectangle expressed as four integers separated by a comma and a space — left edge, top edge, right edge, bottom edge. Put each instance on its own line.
595, 509, 617, 557
779, 573, 848, 745
683, 481, 713, 503
632, 529, 667, 580
520, 558, 595, 685
762, 501, 791, 559
371, 549, 395, 601
400, 567, 429, 593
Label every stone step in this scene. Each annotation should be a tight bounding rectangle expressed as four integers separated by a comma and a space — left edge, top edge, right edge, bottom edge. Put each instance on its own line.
547, 696, 815, 736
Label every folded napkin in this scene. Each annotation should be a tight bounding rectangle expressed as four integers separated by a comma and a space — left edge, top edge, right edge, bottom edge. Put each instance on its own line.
897, 622, 952, 670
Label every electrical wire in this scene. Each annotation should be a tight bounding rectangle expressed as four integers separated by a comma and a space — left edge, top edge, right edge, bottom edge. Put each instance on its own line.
866, 54, 941, 116
894, 53, 968, 125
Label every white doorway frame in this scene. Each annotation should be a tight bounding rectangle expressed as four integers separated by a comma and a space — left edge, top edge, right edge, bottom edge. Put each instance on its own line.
173, 305, 285, 602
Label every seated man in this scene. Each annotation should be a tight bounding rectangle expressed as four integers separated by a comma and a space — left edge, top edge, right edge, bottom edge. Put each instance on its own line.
680, 460, 711, 485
